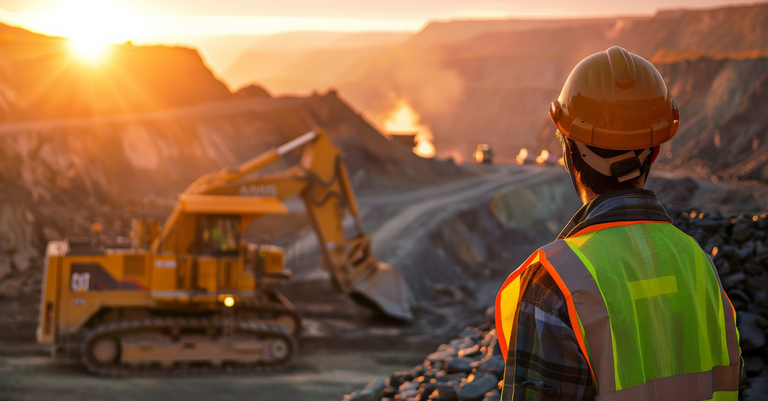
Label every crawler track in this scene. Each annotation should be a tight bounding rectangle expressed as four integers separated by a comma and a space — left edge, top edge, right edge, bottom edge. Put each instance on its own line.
81, 317, 298, 376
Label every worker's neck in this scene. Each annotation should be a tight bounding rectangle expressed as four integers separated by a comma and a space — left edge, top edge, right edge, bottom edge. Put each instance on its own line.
576, 179, 646, 206
578, 187, 600, 205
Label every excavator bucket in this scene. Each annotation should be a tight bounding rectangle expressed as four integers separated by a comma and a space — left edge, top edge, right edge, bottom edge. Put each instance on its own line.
350, 262, 414, 321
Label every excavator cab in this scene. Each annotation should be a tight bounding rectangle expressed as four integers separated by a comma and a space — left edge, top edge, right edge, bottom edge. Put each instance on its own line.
195, 215, 240, 256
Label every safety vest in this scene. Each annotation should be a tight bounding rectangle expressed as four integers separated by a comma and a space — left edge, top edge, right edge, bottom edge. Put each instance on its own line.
496, 221, 741, 400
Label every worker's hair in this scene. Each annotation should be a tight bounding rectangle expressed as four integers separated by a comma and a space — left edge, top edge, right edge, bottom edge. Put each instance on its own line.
564, 137, 653, 194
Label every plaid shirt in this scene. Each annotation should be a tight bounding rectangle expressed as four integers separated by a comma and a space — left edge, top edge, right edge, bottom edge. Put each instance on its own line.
506, 189, 672, 401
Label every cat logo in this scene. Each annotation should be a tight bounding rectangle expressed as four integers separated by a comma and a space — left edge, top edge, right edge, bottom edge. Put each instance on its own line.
71, 272, 91, 292
239, 184, 277, 198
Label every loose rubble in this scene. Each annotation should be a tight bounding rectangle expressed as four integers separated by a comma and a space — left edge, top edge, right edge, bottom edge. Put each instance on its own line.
344, 320, 502, 401
345, 207, 768, 401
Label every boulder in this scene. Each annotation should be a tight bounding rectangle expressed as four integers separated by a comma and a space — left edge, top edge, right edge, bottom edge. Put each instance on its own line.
484, 306, 495, 325
458, 327, 482, 342
733, 222, 755, 243
457, 375, 499, 401
429, 386, 457, 401
458, 344, 481, 359
388, 372, 413, 389
482, 390, 500, 401
427, 348, 458, 363
445, 358, 474, 374
742, 368, 768, 401
704, 235, 725, 254
347, 377, 387, 401
745, 261, 765, 275
746, 357, 764, 377
716, 259, 732, 275
738, 241, 756, 261
727, 289, 751, 304
721, 272, 747, 290
737, 312, 766, 351
475, 355, 505, 379
754, 291, 768, 309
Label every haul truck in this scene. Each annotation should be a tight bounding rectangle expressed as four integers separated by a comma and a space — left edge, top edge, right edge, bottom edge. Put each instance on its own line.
36, 130, 413, 375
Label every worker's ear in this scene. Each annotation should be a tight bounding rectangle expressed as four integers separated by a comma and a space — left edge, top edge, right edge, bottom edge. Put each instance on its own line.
557, 130, 570, 173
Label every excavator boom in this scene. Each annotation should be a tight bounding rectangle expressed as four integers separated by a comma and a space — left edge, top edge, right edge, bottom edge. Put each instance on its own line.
157, 130, 413, 320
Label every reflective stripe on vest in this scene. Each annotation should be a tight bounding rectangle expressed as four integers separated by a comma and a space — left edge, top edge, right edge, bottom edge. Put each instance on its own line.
497, 222, 740, 401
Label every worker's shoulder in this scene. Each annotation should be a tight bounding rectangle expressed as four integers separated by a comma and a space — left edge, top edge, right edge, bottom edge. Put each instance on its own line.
520, 261, 567, 311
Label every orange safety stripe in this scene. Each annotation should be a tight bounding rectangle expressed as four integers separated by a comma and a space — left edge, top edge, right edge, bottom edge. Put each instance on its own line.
538, 250, 596, 386
723, 291, 737, 325
496, 250, 540, 360
571, 220, 671, 238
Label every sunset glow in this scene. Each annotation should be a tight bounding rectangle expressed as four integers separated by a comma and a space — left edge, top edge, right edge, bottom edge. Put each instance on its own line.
384, 99, 436, 158
37, 1, 138, 59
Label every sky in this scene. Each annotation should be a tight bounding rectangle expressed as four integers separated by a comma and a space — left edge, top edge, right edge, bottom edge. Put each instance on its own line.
0, 0, 758, 43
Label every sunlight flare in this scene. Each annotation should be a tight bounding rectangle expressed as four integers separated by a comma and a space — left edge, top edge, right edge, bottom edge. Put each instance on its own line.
37, 0, 139, 60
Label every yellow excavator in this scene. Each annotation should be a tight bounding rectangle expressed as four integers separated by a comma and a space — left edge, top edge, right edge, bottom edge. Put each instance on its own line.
36, 129, 413, 375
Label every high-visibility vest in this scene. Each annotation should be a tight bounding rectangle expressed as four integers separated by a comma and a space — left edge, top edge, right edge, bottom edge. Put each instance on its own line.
495, 221, 741, 400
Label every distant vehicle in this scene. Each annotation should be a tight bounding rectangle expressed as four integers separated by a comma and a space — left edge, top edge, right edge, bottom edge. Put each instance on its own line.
516, 149, 558, 166
389, 133, 417, 148
473, 144, 493, 164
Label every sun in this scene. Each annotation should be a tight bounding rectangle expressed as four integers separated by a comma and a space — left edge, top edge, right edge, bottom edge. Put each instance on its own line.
37, 0, 138, 60
70, 37, 112, 59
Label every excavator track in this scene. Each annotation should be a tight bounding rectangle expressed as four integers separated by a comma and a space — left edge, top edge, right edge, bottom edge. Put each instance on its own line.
81, 317, 298, 376
240, 293, 303, 337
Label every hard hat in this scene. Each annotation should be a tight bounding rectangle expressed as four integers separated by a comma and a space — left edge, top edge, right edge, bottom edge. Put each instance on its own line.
549, 46, 679, 151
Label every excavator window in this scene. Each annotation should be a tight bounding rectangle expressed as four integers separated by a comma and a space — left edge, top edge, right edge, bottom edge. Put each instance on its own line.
195, 215, 241, 256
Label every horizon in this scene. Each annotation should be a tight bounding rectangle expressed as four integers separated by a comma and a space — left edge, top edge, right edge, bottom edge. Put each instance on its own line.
0, 0, 761, 75
0, 0, 759, 43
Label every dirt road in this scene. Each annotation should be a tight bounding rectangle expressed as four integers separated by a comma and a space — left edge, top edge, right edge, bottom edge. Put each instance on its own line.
0, 343, 426, 401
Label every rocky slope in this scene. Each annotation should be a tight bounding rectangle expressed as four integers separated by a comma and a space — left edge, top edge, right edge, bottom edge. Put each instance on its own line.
656, 55, 768, 184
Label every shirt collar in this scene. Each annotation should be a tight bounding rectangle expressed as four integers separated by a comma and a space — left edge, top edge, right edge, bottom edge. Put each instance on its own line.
557, 189, 672, 239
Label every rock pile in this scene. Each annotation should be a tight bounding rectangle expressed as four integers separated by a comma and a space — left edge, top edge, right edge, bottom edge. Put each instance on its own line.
344, 319, 503, 401
345, 207, 768, 400
667, 208, 768, 398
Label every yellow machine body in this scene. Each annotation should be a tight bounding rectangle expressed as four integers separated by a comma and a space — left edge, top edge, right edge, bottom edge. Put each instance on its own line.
36, 130, 412, 374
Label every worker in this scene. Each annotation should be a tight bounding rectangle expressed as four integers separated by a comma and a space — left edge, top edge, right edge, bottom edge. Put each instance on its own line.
90, 222, 108, 248
495, 46, 741, 400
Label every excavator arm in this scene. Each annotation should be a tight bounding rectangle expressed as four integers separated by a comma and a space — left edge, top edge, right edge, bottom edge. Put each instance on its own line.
153, 130, 413, 320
